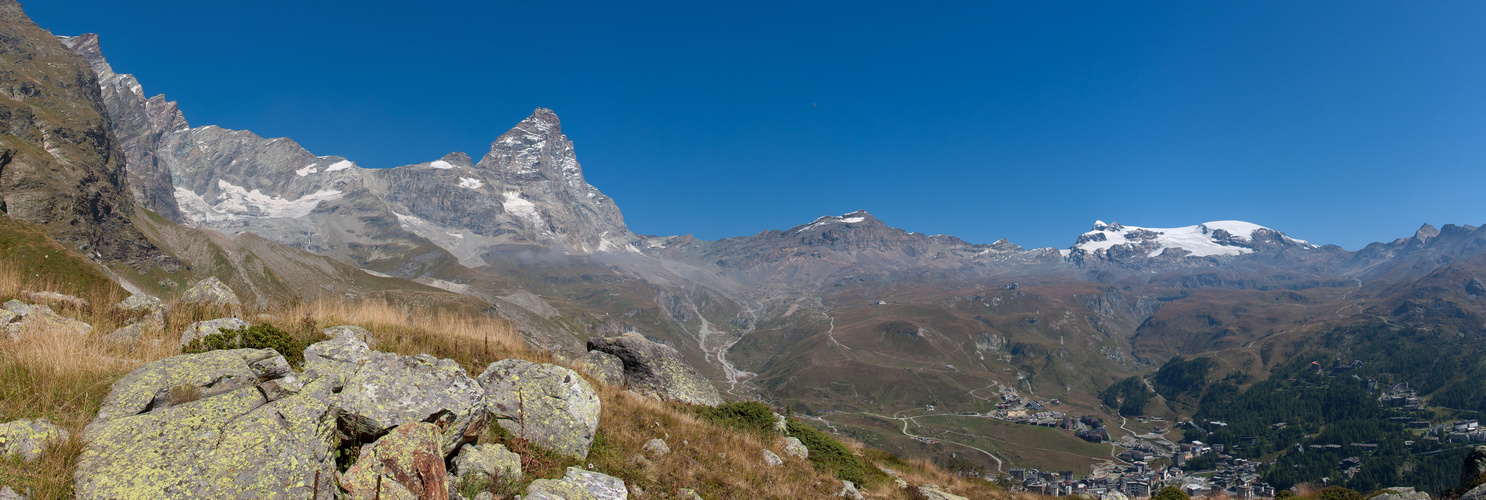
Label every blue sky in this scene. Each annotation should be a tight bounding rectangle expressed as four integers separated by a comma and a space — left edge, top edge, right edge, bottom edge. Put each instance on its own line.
27, 1, 1486, 249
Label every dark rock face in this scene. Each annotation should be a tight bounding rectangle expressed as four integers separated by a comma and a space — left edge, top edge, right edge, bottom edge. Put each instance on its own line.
0, 6, 171, 269
587, 332, 723, 406
1467, 278, 1486, 297
58, 33, 186, 222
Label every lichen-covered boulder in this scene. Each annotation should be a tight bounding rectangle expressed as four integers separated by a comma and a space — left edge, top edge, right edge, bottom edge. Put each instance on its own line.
0, 309, 16, 327
450, 442, 522, 488
586, 332, 722, 406
178, 317, 250, 347
762, 449, 783, 466
0, 486, 23, 500
180, 277, 241, 307
341, 422, 449, 500
782, 437, 808, 459
772, 412, 788, 433
678, 488, 704, 500
0, 418, 68, 461
73, 349, 338, 500
337, 351, 487, 455
916, 484, 970, 500
104, 322, 150, 347
324, 324, 377, 348
303, 335, 373, 387
477, 359, 600, 459
577, 350, 624, 386
524, 467, 627, 500
2, 302, 91, 340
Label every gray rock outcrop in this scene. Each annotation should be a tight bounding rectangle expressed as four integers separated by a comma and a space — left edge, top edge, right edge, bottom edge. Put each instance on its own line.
1, 300, 91, 340
524, 466, 627, 500
1371, 488, 1430, 500
477, 359, 600, 459
586, 332, 722, 406
336, 351, 487, 455
73, 348, 338, 500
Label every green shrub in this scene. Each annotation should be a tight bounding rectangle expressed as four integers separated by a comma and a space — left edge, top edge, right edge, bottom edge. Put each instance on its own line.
692, 401, 778, 437
786, 420, 882, 486
1313, 486, 1364, 500
183, 323, 314, 366
1153, 486, 1190, 500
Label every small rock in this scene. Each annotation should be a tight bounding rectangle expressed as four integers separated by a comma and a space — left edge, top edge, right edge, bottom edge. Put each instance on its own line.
642, 438, 670, 456
323, 325, 377, 347
917, 484, 970, 500
0, 309, 16, 327
578, 350, 624, 386
0, 418, 69, 461
104, 322, 149, 347
180, 277, 241, 307
1468, 278, 1486, 297
523, 466, 627, 499
878, 466, 901, 477
627, 483, 645, 498
837, 480, 864, 500
341, 422, 449, 500
477, 359, 600, 459
678, 488, 704, 500
587, 332, 723, 406
762, 449, 783, 466
0, 486, 25, 500
895, 477, 909, 489
452, 442, 523, 486
772, 412, 788, 433
21, 291, 89, 311
116, 293, 164, 315
782, 437, 808, 459
1370, 488, 1430, 500
2, 299, 31, 315
178, 317, 250, 347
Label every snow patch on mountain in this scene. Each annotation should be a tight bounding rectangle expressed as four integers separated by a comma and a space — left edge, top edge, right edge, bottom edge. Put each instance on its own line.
174, 181, 342, 221
1074, 220, 1306, 258
802, 211, 870, 231
458, 177, 484, 189
294, 163, 319, 177
324, 160, 354, 172
429, 160, 456, 169
501, 191, 543, 226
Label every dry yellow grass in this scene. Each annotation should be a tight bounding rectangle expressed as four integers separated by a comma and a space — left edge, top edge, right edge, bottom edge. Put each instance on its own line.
0, 258, 1026, 500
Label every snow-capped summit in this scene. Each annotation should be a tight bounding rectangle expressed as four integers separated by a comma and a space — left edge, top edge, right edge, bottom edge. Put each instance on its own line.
1071, 220, 1312, 261
798, 210, 876, 231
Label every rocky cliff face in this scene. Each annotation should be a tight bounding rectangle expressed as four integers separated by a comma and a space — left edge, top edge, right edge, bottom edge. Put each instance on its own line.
57, 33, 186, 222
0, 4, 169, 269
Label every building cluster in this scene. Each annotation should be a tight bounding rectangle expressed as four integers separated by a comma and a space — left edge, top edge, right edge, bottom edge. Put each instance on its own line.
1382, 382, 1424, 410
987, 387, 1068, 427
1010, 460, 1276, 499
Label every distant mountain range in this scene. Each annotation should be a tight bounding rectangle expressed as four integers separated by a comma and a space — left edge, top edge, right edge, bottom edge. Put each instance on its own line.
10, 23, 1486, 473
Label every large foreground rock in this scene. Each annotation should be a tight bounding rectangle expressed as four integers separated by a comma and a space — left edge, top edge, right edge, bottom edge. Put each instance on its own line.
337, 350, 487, 455
586, 332, 722, 406
477, 359, 600, 459
341, 422, 449, 500
74, 348, 337, 500
450, 442, 522, 488
916, 484, 970, 500
524, 466, 627, 500
1372, 488, 1430, 500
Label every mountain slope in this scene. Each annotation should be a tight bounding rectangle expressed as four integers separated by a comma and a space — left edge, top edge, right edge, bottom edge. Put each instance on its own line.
0, 4, 170, 270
